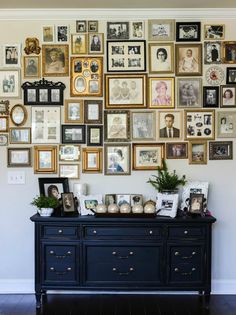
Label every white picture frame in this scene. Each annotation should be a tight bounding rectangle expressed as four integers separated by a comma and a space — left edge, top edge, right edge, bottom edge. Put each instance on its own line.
80, 194, 103, 215
180, 181, 209, 211
156, 193, 179, 218
59, 164, 79, 179
2, 44, 21, 67
0, 69, 20, 98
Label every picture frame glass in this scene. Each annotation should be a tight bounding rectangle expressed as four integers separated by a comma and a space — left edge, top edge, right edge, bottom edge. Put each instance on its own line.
149, 78, 174, 108
105, 145, 130, 175
185, 110, 215, 140
176, 44, 202, 75
132, 111, 155, 140
159, 111, 181, 139
177, 78, 202, 108
149, 43, 174, 73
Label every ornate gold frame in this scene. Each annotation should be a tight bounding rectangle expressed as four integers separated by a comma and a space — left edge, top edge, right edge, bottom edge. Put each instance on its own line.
34, 145, 57, 174
82, 147, 103, 173
64, 99, 84, 123
188, 141, 207, 165
42, 44, 69, 77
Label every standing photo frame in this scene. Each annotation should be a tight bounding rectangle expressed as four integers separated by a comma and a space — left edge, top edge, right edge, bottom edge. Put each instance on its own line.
189, 193, 204, 214
180, 181, 209, 212
156, 192, 179, 218
38, 177, 69, 199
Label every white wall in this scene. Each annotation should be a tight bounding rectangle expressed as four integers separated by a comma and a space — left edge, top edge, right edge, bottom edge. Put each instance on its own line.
0, 9, 236, 294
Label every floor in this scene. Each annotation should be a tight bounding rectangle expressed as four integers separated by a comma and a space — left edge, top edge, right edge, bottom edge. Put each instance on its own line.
0, 294, 236, 315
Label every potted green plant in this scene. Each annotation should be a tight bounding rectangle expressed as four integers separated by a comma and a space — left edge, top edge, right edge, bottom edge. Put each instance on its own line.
31, 195, 60, 217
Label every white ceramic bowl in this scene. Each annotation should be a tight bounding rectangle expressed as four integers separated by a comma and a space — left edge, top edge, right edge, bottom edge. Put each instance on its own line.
38, 208, 54, 217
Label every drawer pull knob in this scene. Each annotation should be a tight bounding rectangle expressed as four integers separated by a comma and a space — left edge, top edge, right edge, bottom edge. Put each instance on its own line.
58, 229, 63, 234
175, 251, 179, 256
93, 230, 97, 234
50, 267, 55, 271
67, 267, 72, 271
50, 250, 54, 255
149, 230, 153, 235
174, 268, 179, 272
112, 251, 117, 255
192, 267, 196, 272
192, 251, 196, 255
129, 251, 134, 255
129, 267, 134, 272
112, 267, 134, 275
112, 267, 117, 271
184, 230, 188, 234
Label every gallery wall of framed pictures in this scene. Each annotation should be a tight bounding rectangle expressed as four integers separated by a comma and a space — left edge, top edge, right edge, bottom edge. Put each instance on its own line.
1, 17, 236, 178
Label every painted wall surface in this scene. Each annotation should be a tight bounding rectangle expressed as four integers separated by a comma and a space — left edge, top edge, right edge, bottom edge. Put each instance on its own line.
0, 14, 235, 293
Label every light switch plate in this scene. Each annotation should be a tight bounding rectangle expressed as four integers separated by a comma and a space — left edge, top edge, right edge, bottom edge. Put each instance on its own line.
7, 171, 26, 185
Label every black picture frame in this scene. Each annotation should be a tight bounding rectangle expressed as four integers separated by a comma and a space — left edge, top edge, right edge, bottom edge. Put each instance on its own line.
176, 22, 201, 42
22, 78, 65, 105
87, 125, 103, 146
38, 177, 69, 198
209, 141, 233, 160
226, 67, 236, 84
203, 86, 219, 108
61, 124, 86, 144
189, 193, 204, 214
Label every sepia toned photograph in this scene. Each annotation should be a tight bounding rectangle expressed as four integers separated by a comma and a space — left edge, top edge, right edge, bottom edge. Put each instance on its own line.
149, 42, 174, 74
42, 25, 54, 43
204, 24, 225, 40
56, 25, 69, 42
105, 144, 131, 175
132, 143, 164, 170
158, 111, 182, 140
166, 142, 188, 159
177, 78, 202, 108
71, 34, 87, 54
188, 141, 207, 165
176, 44, 202, 76
61, 192, 76, 213
132, 111, 156, 141
176, 22, 201, 42
217, 111, 236, 138
220, 85, 236, 108
223, 41, 236, 64
149, 77, 175, 109
87, 125, 103, 146
64, 100, 83, 123
42, 44, 69, 76
3, 44, 21, 67
76, 20, 87, 33
89, 33, 104, 54
84, 100, 103, 124
209, 141, 233, 160
204, 41, 221, 64
107, 22, 129, 40
88, 21, 98, 32
130, 21, 144, 39
23, 56, 40, 78
104, 110, 130, 142
148, 19, 175, 41
203, 86, 219, 108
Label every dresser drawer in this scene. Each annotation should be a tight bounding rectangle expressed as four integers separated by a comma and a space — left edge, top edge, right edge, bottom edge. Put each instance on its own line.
45, 245, 75, 263
170, 245, 203, 264
168, 226, 205, 239
42, 225, 79, 239
169, 263, 203, 284
45, 263, 77, 282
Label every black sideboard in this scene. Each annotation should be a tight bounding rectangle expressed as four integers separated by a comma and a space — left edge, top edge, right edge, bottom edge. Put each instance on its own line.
30, 214, 216, 308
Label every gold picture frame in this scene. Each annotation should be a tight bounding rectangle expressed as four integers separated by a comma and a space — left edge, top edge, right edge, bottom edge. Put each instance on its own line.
71, 33, 87, 55
0, 116, 9, 132
132, 143, 164, 170
42, 44, 69, 77
10, 104, 28, 126
34, 145, 57, 174
204, 24, 225, 40
64, 99, 83, 123
23, 56, 41, 78
9, 127, 31, 144
82, 147, 103, 173
149, 42, 174, 74
149, 77, 175, 109
188, 141, 207, 165
222, 41, 236, 64
175, 44, 202, 76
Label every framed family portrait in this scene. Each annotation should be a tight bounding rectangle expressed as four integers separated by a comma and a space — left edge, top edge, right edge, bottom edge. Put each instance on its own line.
220, 85, 236, 108
82, 147, 103, 173
61, 124, 86, 144
180, 181, 209, 211
84, 100, 103, 124
105, 74, 147, 108
148, 19, 175, 41
132, 143, 164, 170
176, 22, 201, 42
131, 111, 156, 141
0, 134, 8, 146
204, 42, 221, 64
9, 128, 31, 144
217, 111, 236, 138
188, 141, 207, 165
42, 25, 54, 43
31, 107, 61, 144
107, 40, 146, 72
177, 78, 202, 108
38, 177, 69, 199
88, 21, 98, 33
204, 24, 224, 40
64, 99, 83, 123
203, 86, 219, 108
42, 44, 69, 76
87, 125, 103, 146
0, 100, 9, 115
149, 77, 174, 109
226, 67, 236, 84
2, 44, 21, 67
130, 21, 145, 39
184, 109, 215, 140
7, 148, 31, 167
175, 44, 202, 76
23, 56, 40, 78
59, 144, 80, 162
158, 111, 182, 140
166, 142, 188, 159
104, 144, 131, 175
107, 22, 129, 40
0, 116, 8, 132
222, 41, 236, 64
10, 104, 27, 126
149, 42, 174, 74
34, 145, 57, 174
70, 57, 103, 97
88, 33, 104, 54
104, 110, 130, 142
0, 69, 20, 98
71, 34, 87, 55
189, 193, 204, 214
56, 25, 69, 43
59, 164, 79, 179
209, 141, 233, 160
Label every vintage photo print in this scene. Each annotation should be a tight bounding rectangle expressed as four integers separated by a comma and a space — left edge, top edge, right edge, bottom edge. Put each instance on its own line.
189, 141, 207, 165
71, 34, 87, 54
42, 25, 54, 43
166, 142, 188, 159
223, 41, 236, 64
107, 22, 129, 40
189, 193, 204, 214
56, 25, 69, 42
88, 21, 98, 32
3, 44, 21, 67
203, 86, 219, 108
209, 141, 233, 160
105, 144, 131, 175
176, 22, 201, 42
177, 78, 202, 108
62, 125, 86, 144
65, 100, 83, 123
104, 110, 130, 142
149, 43, 174, 74
220, 86, 236, 108
59, 144, 80, 161
132, 111, 156, 141
42, 44, 69, 76
130, 21, 144, 39
176, 44, 202, 76
185, 110, 215, 140
148, 19, 175, 41
89, 33, 104, 54
76, 20, 87, 33
132, 143, 164, 170
217, 111, 236, 138
204, 42, 221, 64
62, 192, 76, 213
149, 77, 174, 109
23, 56, 40, 78
0, 69, 20, 98
158, 111, 182, 140
204, 24, 225, 40
226, 67, 236, 84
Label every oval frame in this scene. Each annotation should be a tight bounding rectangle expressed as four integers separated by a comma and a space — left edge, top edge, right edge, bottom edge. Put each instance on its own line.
10, 104, 27, 126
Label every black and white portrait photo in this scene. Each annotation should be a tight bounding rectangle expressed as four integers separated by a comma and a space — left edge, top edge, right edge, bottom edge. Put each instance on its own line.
130, 21, 144, 39
176, 22, 201, 41
27, 89, 36, 103
203, 86, 219, 108
226, 67, 236, 84
39, 89, 48, 103
204, 42, 221, 64
107, 22, 129, 40
148, 19, 175, 41
56, 25, 69, 42
51, 89, 60, 102
149, 43, 174, 74
177, 78, 202, 108
204, 24, 224, 40
132, 111, 155, 141
3, 44, 20, 67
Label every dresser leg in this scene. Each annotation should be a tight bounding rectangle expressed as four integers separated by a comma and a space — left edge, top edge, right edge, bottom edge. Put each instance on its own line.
36, 292, 42, 309
204, 291, 211, 309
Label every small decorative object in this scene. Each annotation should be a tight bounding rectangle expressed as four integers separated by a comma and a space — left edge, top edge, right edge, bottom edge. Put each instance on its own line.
132, 204, 144, 214
0, 100, 9, 115
80, 194, 102, 215
107, 203, 119, 213
73, 183, 87, 198
156, 192, 179, 218
31, 195, 59, 216
96, 203, 107, 213
120, 203, 131, 213
189, 193, 204, 215
143, 202, 155, 214
205, 66, 224, 85
24, 38, 41, 55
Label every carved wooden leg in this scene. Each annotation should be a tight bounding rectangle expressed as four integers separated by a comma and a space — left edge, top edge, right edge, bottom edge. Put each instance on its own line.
204, 290, 211, 309
35, 292, 41, 309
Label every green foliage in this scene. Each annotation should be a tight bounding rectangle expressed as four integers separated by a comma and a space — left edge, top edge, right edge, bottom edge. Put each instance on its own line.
147, 159, 187, 192
31, 195, 59, 209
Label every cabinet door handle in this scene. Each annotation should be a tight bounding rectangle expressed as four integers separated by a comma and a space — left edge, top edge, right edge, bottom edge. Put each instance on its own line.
112, 267, 134, 275
49, 266, 72, 275
112, 251, 134, 259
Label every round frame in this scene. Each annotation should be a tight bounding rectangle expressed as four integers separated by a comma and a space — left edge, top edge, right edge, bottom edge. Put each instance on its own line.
10, 104, 27, 126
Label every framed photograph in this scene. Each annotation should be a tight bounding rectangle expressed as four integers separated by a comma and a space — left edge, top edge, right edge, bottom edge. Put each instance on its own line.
156, 192, 178, 218
24, 37, 41, 55
180, 181, 209, 211
204, 24, 225, 40
188, 141, 207, 165
189, 193, 204, 214
184, 109, 215, 140
71, 34, 87, 55
226, 67, 236, 84
59, 164, 79, 179
104, 144, 131, 175
34, 145, 57, 174
42, 25, 54, 43
166, 142, 188, 159
10, 104, 27, 126
88, 21, 98, 33
42, 44, 69, 76
87, 125, 103, 146
148, 19, 175, 41
105, 194, 116, 206
116, 194, 130, 206
130, 21, 144, 39
76, 20, 87, 33
177, 78, 202, 108
61, 192, 77, 214
107, 22, 129, 40
175, 44, 202, 76
80, 194, 102, 215
130, 194, 143, 206
59, 145, 80, 162
0, 69, 20, 98
7, 148, 31, 167
176, 22, 201, 42
31, 107, 60, 144
107, 40, 146, 72
0, 116, 8, 132
9, 128, 31, 144
209, 141, 233, 160
61, 124, 86, 144
70, 57, 103, 97
88, 33, 104, 54
149, 77, 174, 109
149, 42, 174, 74
105, 74, 147, 109
38, 177, 69, 199
132, 143, 164, 170
104, 110, 130, 142
84, 100, 103, 124
223, 41, 236, 64
217, 111, 236, 138
2, 44, 21, 67
204, 42, 221, 64
23, 56, 40, 78
220, 85, 236, 108
203, 86, 219, 108
0, 134, 8, 146
56, 25, 69, 43
0, 100, 9, 115
64, 100, 83, 123
82, 147, 103, 173
131, 111, 156, 141
158, 111, 182, 140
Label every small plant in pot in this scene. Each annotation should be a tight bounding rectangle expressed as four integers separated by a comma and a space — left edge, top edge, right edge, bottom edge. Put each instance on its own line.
31, 195, 60, 217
